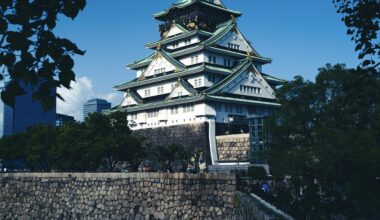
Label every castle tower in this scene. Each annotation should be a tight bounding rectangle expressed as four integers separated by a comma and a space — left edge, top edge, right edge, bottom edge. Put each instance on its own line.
114, 0, 284, 168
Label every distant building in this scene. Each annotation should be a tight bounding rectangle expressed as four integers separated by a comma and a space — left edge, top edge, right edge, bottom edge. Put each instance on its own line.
3, 82, 56, 136
83, 99, 111, 119
56, 113, 75, 126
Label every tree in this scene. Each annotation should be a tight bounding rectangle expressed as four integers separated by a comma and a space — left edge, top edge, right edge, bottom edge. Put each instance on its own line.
267, 64, 380, 218
333, 0, 380, 68
50, 122, 87, 171
24, 124, 56, 171
0, 0, 86, 110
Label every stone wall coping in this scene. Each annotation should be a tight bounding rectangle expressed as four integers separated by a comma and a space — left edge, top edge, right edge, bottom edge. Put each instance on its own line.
0, 172, 236, 180
216, 133, 249, 139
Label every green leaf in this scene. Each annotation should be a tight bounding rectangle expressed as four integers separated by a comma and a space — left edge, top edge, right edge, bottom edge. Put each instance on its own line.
58, 38, 85, 55
0, 17, 8, 34
59, 55, 74, 71
1, 80, 26, 107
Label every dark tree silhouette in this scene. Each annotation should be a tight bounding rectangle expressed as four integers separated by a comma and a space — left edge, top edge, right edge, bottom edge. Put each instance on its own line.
334, 0, 380, 69
0, 0, 86, 110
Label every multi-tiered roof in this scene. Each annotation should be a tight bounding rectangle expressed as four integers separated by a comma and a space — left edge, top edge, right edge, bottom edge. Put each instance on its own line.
115, 0, 283, 113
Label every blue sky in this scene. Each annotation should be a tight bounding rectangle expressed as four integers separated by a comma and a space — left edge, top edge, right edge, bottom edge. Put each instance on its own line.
54, 0, 359, 95
0, 0, 362, 129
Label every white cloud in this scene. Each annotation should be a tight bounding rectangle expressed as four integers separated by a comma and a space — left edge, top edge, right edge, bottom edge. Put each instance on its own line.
57, 77, 122, 121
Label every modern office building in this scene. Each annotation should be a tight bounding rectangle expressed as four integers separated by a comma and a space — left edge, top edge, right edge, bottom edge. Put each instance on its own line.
3, 82, 56, 136
56, 113, 75, 126
83, 99, 111, 119
113, 0, 284, 167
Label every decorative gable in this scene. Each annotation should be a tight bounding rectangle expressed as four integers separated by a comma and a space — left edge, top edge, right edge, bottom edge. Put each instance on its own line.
165, 23, 188, 38
166, 79, 197, 100
216, 27, 254, 54
119, 90, 143, 107
221, 66, 276, 99
138, 50, 185, 81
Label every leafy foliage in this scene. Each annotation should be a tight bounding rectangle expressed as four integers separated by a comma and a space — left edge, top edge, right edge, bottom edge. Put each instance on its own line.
0, 0, 86, 110
247, 166, 267, 179
333, 0, 380, 68
152, 144, 204, 173
0, 111, 148, 172
267, 64, 380, 219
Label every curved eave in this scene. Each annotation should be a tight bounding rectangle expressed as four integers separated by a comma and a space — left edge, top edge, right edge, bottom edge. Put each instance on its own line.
202, 20, 235, 46
145, 30, 212, 49
205, 46, 272, 64
205, 95, 280, 107
205, 59, 252, 94
115, 63, 237, 91
153, 1, 241, 20
261, 73, 286, 85
115, 95, 206, 113
127, 53, 155, 69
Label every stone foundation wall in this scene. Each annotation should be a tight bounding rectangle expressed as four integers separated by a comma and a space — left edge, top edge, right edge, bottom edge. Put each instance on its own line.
134, 123, 209, 154
0, 173, 236, 219
216, 134, 249, 162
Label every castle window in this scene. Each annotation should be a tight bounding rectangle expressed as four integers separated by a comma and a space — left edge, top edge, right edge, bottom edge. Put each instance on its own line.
208, 75, 216, 83
236, 105, 243, 114
185, 39, 191, 46
144, 89, 151, 97
183, 104, 194, 113
225, 103, 233, 113
208, 55, 216, 64
154, 68, 166, 75
147, 110, 159, 118
157, 86, 164, 95
178, 92, 183, 97
191, 55, 199, 64
228, 43, 240, 50
130, 113, 137, 120
194, 78, 202, 88
215, 103, 222, 112
171, 106, 179, 115
223, 58, 231, 67
240, 85, 262, 94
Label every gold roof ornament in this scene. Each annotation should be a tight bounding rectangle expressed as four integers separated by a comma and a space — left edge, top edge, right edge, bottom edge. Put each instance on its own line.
247, 51, 254, 61
230, 14, 236, 22
157, 42, 162, 50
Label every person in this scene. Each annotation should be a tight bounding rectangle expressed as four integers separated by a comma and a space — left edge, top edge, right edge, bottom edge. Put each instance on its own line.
261, 182, 270, 193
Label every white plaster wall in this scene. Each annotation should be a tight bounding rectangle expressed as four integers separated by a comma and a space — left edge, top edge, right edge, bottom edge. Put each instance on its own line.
217, 29, 252, 53
167, 83, 192, 99
204, 52, 237, 67
166, 25, 185, 38
166, 36, 200, 50
136, 80, 177, 98
129, 103, 209, 130
187, 75, 207, 88
120, 94, 138, 107
128, 101, 273, 129
136, 68, 146, 78
143, 55, 177, 78
179, 52, 206, 66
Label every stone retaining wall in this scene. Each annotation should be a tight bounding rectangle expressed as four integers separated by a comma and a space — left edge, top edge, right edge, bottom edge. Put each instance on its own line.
0, 173, 235, 220
216, 134, 249, 162
134, 123, 209, 155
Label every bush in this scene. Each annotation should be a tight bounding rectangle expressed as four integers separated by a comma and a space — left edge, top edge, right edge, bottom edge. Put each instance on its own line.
247, 166, 267, 179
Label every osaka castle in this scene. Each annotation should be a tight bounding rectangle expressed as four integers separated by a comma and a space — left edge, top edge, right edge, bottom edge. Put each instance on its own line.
113, 0, 284, 168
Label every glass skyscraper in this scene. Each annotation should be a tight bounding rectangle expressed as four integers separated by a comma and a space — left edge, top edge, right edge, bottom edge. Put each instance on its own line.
83, 99, 111, 119
2, 82, 56, 136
